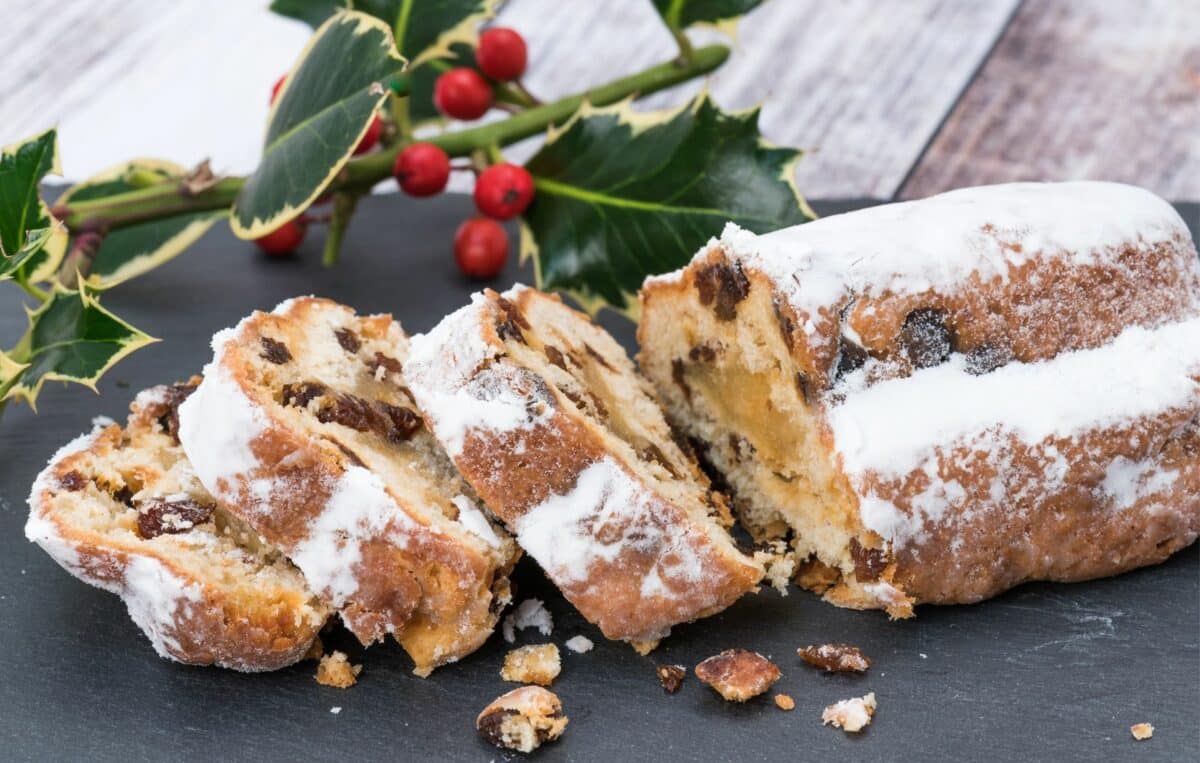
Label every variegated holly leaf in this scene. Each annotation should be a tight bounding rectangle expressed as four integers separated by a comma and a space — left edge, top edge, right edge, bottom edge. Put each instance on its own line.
652, 0, 764, 31
57, 160, 225, 288
232, 11, 407, 239
0, 129, 68, 282
0, 286, 157, 409
271, 0, 493, 65
520, 95, 813, 315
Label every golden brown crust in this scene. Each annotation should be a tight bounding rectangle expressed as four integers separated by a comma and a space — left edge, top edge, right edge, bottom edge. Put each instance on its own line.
27, 423, 325, 672
178, 298, 516, 675
694, 649, 781, 701
407, 287, 761, 643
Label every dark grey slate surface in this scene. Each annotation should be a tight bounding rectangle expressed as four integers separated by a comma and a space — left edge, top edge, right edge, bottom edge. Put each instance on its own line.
0, 197, 1196, 762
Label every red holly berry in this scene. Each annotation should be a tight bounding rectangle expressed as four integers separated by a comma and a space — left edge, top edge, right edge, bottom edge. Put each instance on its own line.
454, 218, 508, 279
270, 75, 286, 104
477, 28, 528, 82
255, 219, 307, 256
434, 68, 494, 120
353, 115, 384, 155
393, 143, 451, 197
473, 163, 535, 220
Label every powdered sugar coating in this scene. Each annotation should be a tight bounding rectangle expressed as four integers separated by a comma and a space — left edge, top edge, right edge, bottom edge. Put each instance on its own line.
452, 494, 504, 549
406, 286, 551, 457
833, 317, 1200, 545
123, 555, 204, 660
513, 459, 707, 598
719, 182, 1189, 346
25, 425, 110, 573
502, 598, 554, 643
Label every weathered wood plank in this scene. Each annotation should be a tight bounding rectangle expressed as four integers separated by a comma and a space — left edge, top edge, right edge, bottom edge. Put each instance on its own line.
901, 0, 1200, 201
1, 0, 1015, 201
499, 0, 1021, 199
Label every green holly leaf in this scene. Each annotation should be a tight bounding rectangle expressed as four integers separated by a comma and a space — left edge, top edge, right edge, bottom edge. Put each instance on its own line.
520, 95, 814, 315
0, 286, 157, 409
271, 0, 493, 64
57, 160, 225, 288
651, 0, 764, 31
0, 227, 53, 281
0, 129, 69, 282
231, 11, 406, 239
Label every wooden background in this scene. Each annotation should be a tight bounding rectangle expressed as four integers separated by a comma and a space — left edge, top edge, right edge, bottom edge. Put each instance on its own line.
1, 0, 1197, 201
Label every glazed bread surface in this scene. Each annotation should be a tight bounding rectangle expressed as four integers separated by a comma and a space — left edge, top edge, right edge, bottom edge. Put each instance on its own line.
638, 181, 1200, 615
405, 285, 763, 644
177, 297, 518, 675
25, 382, 329, 671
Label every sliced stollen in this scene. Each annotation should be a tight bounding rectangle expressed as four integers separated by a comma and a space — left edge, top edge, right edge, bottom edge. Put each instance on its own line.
405, 285, 763, 646
638, 181, 1200, 616
26, 380, 329, 671
177, 297, 519, 676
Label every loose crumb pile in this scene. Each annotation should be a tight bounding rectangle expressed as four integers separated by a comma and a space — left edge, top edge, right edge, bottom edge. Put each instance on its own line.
315, 651, 362, 689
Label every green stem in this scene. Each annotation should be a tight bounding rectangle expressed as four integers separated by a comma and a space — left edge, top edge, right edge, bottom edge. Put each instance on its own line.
57, 44, 730, 233
322, 193, 359, 266
14, 278, 47, 302
670, 27, 695, 63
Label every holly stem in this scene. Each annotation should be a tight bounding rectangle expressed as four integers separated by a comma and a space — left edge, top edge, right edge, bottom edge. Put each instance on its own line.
59, 44, 730, 233
322, 193, 359, 266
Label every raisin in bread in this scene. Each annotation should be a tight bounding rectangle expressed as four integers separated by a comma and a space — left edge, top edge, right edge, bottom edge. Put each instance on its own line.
177, 298, 518, 676
26, 380, 329, 671
639, 182, 1200, 615
405, 285, 762, 645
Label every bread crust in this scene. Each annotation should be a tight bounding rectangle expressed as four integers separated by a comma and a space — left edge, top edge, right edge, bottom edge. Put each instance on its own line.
406, 287, 762, 643
638, 182, 1200, 613
178, 298, 516, 675
26, 413, 326, 672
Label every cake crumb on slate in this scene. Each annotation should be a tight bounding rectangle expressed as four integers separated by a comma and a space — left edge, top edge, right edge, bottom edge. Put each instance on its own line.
502, 598, 553, 643
1130, 723, 1154, 741
477, 686, 568, 753
501, 644, 561, 686
316, 651, 362, 689
822, 692, 877, 733
775, 694, 796, 711
695, 649, 781, 701
798, 643, 871, 673
657, 665, 686, 693
565, 635, 594, 653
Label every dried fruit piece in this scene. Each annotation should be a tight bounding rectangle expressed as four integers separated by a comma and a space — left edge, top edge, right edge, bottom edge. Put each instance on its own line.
898, 308, 954, 369
501, 643, 561, 686
822, 692, 876, 733
315, 651, 361, 688
477, 686, 568, 753
798, 643, 871, 673
657, 664, 686, 694
136, 497, 215, 539
695, 649, 781, 701
693, 261, 750, 321
259, 336, 292, 365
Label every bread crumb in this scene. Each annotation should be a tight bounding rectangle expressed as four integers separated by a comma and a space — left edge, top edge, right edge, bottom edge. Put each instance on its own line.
502, 598, 553, 643
822, 692, 877, 733
753, 541, 795, 595
315, 651, 362, 689
1130, 723, 1154, 741
695, 649, 781, 701
330, 707, 342, 715
775, 693, 795, 711
798, 643, 871, 673
630, 638, 661, 655
564, 635, 593, 653
501, 643, 561, 686
656, 664, 686, 693
477, 686, 568, 753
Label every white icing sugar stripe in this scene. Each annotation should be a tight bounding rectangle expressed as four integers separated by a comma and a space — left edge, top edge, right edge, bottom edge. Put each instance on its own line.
177, 357, 267, 503
720, 181, 1192, 320
123, 556, 204, 661
512, 459, 706, 597
406, 286, 548, 458
290, 466, 413, 611
451, 494, 504, 549
829, 316, 1200, 482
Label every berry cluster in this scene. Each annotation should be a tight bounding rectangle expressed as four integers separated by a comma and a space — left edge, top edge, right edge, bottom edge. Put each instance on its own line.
256, 27, 538, 281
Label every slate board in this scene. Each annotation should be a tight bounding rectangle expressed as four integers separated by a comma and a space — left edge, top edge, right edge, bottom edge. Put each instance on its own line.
1, 197, 1196, 763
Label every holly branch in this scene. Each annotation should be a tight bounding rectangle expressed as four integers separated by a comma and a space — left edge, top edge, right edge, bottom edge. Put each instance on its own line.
0, 0, 813, 419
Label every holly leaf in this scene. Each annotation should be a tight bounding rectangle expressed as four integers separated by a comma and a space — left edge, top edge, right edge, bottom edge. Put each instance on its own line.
57, 160, 225, 288
520, 95, 814, 315
651, 0, 765, 31
0, 286, 157, 409
0, 226, 57, 282
231, 11, 406, 239
271, 0, 493, 64
0, 129, 68, 282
